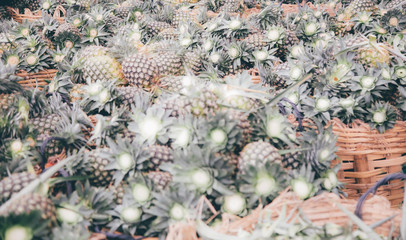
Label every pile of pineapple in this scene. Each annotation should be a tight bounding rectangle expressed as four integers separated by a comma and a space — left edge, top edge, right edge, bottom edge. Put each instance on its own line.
0, 0, 405, 239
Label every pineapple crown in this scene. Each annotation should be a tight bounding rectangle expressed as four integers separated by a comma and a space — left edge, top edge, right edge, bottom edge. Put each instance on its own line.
47, 72, 74, 96
301, 89, 339, 125
36, 13, 60, 40
51, 223, 91, 240
265, 25, 286, 44
85, 5, 111, 25
80, 79, 119, 115
0, 211, 52, 240
349, 65, 390, 105
82, 23, 110, 46
248, 46, 278, 68
224, 40, 251, 69
144, 184, 201, 238
128, 105, 174, 145
168, 113, 198, 149
238, 161, 288, 208
20, 46, 53, 73
367, 101, 397, 133
108, 34, 143, 60
103, 137, 149, 185
248, 3, 282, 31
196, 110, 244, 152
56, 181, 115, 225
107, 194, 150, 236
160, 145, 234, 196
253, 105, 297, 147
332, 95, 368, 124
89, 113, 125, 147
216, 15, 250, 39
300, 123, 338, 176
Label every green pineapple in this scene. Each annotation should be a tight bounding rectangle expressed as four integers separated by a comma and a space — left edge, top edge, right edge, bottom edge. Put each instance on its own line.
122, 53, 160, 90
238, 141, 282, 173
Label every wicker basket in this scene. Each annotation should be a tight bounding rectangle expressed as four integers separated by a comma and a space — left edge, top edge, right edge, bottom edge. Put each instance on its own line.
17, 69, 57, 89
214, 190, 401, 237
7, 5, 66, 23
331, 118, 406, 207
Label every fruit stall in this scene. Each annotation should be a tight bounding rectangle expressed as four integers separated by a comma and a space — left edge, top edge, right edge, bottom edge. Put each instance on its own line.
1, 0, 406, 239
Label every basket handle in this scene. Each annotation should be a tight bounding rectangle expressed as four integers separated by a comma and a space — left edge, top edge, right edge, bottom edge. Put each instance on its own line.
40, 136, 68, 170
355, 173, 406, 219
53, 5, 66, 18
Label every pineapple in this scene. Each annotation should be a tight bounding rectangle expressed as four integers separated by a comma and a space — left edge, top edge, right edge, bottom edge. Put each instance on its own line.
356, 36, 390, 67
122, 53, 160, 90
145, 145, 174, 171
157, 28, 179, 40
151, 51, 184, 76
85, 149, 114, 187
82, 54, 126, 84
108, 182, 126, 205
172, 8, 196, 28
220, 0, 241, 13
244, 32, 267, 50
188, 87, 219, 117
0, 193, 57, 224
182, 49, 202, 74
345, 0, 377, 17
383, 0, 406, 9
29, 113, 65, 157
145, 20, 172, 37
146, 171, 172, 191
0, 171, 37, 202
238, 141, 282, 173
281, 150, 302, 170
271, 62, 290, 90
54, 23, 82, 49
116, 86, 147, 108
